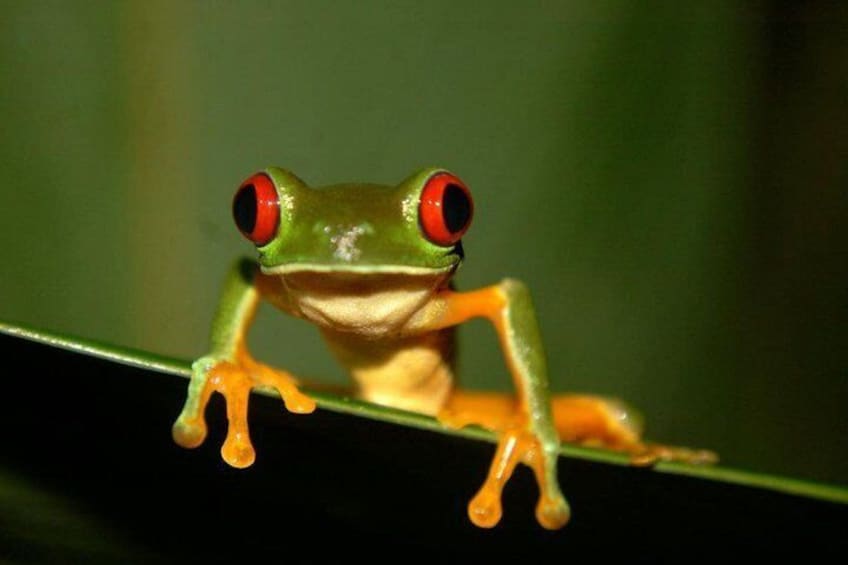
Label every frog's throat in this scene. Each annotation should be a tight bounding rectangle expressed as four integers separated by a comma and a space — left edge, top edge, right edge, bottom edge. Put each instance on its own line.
261, 263, 456, 337
260, 262, 458, 276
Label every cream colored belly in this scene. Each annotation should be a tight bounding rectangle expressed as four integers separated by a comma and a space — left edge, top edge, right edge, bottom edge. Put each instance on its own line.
321, 328, 455, 416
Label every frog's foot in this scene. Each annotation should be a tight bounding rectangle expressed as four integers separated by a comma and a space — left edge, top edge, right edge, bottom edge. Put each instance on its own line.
469, 426, 570, 530
628, 443, 718, 466
436, 392, 569, 529
172, 352, 316, 468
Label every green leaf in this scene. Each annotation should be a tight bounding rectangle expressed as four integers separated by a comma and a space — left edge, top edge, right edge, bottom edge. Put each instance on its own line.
2, 319, 845, 505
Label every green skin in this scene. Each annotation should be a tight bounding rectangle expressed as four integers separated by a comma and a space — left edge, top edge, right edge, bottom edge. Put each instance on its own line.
258, 167, 460, 271
174, 166, 567, 527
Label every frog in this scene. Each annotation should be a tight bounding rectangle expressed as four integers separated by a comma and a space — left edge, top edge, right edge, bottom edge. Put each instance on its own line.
172, 167, 715, 530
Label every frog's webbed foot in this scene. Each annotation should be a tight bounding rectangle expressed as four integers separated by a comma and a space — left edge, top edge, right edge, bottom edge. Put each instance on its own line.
627, 443, 718, 466
468, 425, 570, 530
436, 393, 569, 529
172, 350, 316, 468
460, 417, 571, 530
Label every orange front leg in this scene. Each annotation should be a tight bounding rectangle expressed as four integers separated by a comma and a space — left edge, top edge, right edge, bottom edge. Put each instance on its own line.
172, 259, 315, 467
415, 280, 717, 529
412, 280, 569, 529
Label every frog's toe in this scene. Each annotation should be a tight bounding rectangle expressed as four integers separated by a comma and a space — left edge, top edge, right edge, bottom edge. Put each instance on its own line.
630, 443, 718, 467
536, 493, 570, 530
271, 380, 316, 414
221, 433, 256, 468
468, 489, 503, 529
171, 416, 207, 449
217, 374, 259, 468
249, 361, 317, 415
688, 448, 719, 465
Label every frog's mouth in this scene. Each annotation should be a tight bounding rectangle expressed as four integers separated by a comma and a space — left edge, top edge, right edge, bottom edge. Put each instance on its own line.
260, 262, 456, 276
262, 264, 455, 335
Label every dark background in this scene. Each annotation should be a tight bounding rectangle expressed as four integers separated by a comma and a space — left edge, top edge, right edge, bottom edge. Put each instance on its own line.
2, 334, 846, 561
1, 1, 846, 489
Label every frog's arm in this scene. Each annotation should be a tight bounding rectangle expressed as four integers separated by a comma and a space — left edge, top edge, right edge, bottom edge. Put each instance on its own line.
203, 258, 259, 357
172, 258, 315, 467
410, 279, 569, 529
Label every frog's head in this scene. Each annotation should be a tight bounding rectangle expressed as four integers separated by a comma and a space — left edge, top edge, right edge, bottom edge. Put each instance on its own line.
232, 167, 474, 277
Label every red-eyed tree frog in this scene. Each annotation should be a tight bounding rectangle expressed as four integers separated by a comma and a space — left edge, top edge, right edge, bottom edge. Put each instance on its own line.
172, 167, 714, 529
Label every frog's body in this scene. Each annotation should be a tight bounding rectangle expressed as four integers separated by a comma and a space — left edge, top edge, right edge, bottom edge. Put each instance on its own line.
173, 167, 715, 530
263, 269, 456, 413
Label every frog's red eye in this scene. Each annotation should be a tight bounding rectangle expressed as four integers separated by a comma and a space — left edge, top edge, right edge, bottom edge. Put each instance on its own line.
233, 173, 280, 246
418, 172, 473, 247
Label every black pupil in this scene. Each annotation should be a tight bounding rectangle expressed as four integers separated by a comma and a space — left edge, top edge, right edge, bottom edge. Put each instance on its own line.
233, 184, 257, 234
443, 184, 471, 233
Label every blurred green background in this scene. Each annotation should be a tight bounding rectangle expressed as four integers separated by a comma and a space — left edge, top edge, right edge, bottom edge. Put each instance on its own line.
1, 1, 845, 485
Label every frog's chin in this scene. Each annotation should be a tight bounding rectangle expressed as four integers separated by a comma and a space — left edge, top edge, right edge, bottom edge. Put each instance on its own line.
264, 264, 455, 336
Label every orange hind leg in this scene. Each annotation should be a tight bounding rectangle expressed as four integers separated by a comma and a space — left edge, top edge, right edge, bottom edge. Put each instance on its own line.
438, 391, 716, 465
